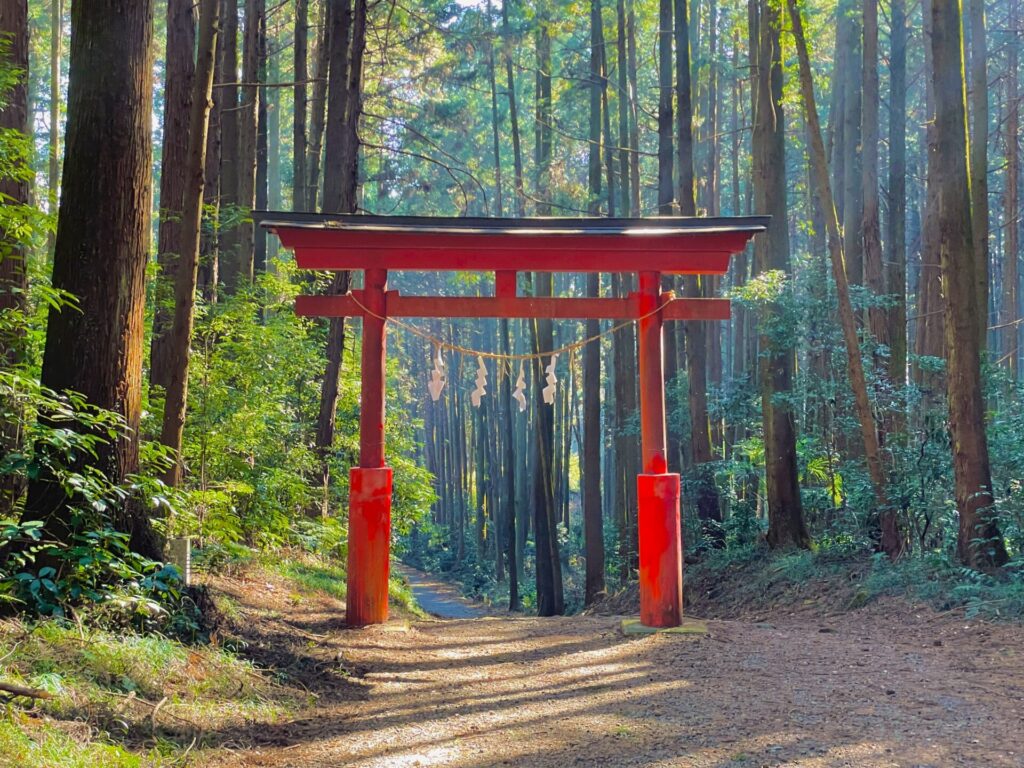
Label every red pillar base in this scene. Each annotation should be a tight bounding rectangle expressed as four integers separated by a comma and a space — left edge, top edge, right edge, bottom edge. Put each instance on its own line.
637, 473, 683, 628
345, 466, 393, 626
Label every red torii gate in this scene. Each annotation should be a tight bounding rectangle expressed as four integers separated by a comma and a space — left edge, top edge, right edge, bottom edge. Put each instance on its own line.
263, 213, 765, 629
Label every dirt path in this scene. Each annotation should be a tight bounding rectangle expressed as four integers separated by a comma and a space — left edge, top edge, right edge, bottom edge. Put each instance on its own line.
393, 562, 489, 619
203, 572, 1024, 768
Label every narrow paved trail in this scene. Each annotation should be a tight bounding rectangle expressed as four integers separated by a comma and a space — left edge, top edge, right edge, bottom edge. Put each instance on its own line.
393, 562, 489, 619
204, 570, 1024, 768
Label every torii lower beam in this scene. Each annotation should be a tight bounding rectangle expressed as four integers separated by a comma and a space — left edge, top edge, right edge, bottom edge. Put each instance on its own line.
261, 212, 767, 629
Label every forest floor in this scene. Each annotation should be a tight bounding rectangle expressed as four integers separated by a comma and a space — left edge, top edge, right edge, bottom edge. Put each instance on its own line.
195, 562, 1024, 768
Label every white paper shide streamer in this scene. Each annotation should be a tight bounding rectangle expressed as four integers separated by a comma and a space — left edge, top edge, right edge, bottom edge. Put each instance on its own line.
470, 356, 488, 407
542, 354, 558, 405
513, 361, 528, 412
428, 347, 446, 401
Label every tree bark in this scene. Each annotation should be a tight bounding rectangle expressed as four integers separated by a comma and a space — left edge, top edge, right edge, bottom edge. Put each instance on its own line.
675, 0, 694, 212
930, 0, 1008, 568
676, 0, 720, 536
293, 0, 308, 211
839, 0, 863, 286
314, 0, 365, 513
625, 0, 639, 215
306, 0, 330, 210
500, 0, 525, 217
583, 0, 606, 606
0, 0, 30, 516
886, 0, 908, 387
151, 0, 198, 392
501, 318, 520, 609
23, 0, 162, 559
968, 0, 989, 350
1004, 0, 1020, 379
914, 0, 945, 388
47, 0, 61, 245
254, 7, 268, 273
233, 0, 262, 288
158, 0, 220, 487
788, 0, 902, 557
657, 0, 672, 214
752, 0, 808, 550
861, 0, 887, 350
486, 0, 503, 216
531, 5, 563, 615
218, 0, 240, 285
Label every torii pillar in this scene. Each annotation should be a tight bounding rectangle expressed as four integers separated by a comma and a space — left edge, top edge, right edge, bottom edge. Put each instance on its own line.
636, 270, 682, 627
346, 268, 392, 626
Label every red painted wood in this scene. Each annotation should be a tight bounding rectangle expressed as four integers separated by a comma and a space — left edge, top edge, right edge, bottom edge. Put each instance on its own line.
637, 473, 683, 627
295, 293, 731, 321
346, 467, 393, 626
495, 271, 517, 298
285, 214, 763, 630
359, 270, 388, 469
271, 226, 748, 274
637, 271, 668, 474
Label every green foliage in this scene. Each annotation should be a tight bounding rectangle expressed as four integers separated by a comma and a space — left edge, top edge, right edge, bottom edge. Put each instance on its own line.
0, 367, 199, 633
162, 262, 435, 552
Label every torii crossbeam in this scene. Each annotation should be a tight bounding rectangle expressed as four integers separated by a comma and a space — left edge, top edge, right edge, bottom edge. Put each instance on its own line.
262, 213, 766, 628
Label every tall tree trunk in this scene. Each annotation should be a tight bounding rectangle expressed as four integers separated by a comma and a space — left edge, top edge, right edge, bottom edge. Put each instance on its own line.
293, 0, 308, 210
861, 0, 887, 350
23, 0, 162, 559
534, 13, 552, 216
1004, 0, 1020, 379
679, 0, 721, 535
254, 7, 268, 273
839, 0, 863, 287
47, 0, 62, 247
266, 26, 280, 261
675, 0, 694, 212
583, 0, 606, 606
788, 0, 902, 558
930, 0, 1008, 569
201, 13, 225, 299
625, 0, 639, 215
501, 318, 520, 609
752, 0, 808, 550
158, 0, 220, 487
887, 0, 908, 387
151, 0, 198, 392
657, 0, 672, 214
616, 0, 630, 214
314, 0, 365, 513
914, 0, 945, 387
486, 0, 503, 216
306, 0, 330, 210
232, 0, 262, 288
968, 0, 989, 350
501, 0, 525, 216
218, 0, 240, 283
0, 0, 30, 516
531, 6, 563, 615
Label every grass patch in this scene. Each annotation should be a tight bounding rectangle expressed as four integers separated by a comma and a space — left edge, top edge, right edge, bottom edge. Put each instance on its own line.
267, 552, 426, 619
0, 717, 148, 768
863, 553, 1024, 619
0, 617, 304, 766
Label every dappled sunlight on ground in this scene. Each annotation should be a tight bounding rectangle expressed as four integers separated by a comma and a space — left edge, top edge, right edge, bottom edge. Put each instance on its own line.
198, 582, 1024, 768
